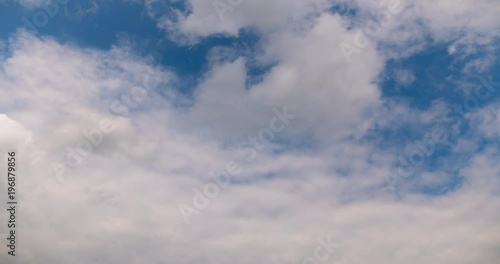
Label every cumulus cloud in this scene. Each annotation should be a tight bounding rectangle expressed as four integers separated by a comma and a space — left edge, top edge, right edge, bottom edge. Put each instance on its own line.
0, 0, 499, 263
177, 13, 382, 143
151, 0, 331, 41
151, 0, 500, 56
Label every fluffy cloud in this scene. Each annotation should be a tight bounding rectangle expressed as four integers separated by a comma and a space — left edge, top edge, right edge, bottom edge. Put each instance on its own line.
178, 13, 382, 143
347, 0, 500, 59
153, 0, 500, 53
0, 28, 498, 264
152, 0, 330, 41
0, 0, 499, 262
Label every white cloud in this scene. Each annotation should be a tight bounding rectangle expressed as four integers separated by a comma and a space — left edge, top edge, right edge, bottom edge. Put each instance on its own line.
171, 12, 383, 144
152, 0, 330, 42
0, 29, 499, 263
151, 0, 500, 61
1, 0, 500, 261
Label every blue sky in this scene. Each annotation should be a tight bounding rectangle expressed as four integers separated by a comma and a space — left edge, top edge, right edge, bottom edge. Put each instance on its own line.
0, 0, 499, 263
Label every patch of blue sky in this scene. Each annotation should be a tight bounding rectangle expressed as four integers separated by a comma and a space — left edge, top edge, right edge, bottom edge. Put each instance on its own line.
381, 44, 463, 108
329, 3, 358, 27
0, 0, 262, 97
363, 123, 433, 151
380, 42, 500, 110
418, 175, 466, 196
0, 2, 27, 39
369, 40, 499, 160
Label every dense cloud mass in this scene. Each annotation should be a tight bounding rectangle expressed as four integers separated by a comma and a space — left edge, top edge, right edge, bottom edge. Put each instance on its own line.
0, 0, 499, 263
